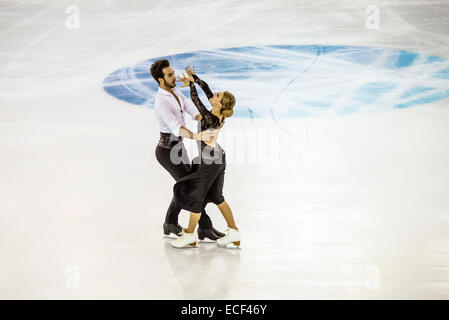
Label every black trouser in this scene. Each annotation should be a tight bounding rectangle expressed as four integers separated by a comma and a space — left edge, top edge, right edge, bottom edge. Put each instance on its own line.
155, 143, 213, 229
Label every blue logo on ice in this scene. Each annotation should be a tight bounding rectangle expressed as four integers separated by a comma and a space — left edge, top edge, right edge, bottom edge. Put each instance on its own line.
103, 45, 449, 118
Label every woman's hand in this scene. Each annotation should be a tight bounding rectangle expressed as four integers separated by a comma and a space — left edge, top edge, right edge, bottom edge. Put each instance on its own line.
185, 65, 196, 82
176, 74, 191, 88
195, 131, 212, 142
196, 129, 218, 143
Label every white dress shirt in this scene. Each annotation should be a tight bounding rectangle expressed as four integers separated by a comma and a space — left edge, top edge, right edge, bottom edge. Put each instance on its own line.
153, 87, 200, 137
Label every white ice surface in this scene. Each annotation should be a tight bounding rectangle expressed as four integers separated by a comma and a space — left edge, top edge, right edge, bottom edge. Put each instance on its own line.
0, 0, 449, 299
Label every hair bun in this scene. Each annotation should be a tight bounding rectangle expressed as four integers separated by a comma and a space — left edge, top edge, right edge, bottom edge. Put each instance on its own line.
222, 109, 234, 118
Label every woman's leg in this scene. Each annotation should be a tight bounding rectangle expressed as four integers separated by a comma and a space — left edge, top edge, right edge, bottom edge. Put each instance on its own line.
217, 201, 238, 230
172, 211, 200, 248
216, 201, 240, 247
186, 212, 201, 233
206, 162, 238, 230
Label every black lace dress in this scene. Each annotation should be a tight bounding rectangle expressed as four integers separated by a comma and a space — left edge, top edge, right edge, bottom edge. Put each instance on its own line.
172, 75, 227, 213
190, 74, 225, 160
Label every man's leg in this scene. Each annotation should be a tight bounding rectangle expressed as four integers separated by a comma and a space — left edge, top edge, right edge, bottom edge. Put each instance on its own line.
155, 143, 213, 229
156, 144, 190, 226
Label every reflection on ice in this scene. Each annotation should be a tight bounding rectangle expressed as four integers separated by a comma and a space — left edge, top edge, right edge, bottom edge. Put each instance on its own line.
163, 240, 241, 299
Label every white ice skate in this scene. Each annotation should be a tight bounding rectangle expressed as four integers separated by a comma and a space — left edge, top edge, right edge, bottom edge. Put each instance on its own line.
217, 227, 241, 248
171, 230, 197, 248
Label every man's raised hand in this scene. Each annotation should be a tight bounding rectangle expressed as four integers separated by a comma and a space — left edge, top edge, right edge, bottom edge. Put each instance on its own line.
176, 74, 191, 88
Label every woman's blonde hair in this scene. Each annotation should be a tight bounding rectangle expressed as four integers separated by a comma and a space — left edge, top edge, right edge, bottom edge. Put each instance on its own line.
220, 91, 236, 118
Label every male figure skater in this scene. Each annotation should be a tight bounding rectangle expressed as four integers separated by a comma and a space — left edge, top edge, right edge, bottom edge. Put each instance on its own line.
151, 59, 224, 240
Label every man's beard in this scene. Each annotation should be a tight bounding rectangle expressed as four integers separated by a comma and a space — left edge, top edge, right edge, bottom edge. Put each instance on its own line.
164, 78, 175, 88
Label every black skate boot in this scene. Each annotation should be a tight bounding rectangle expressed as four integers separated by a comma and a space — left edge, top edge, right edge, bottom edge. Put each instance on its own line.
197, 227, 225, 241
163, 223, 182, 237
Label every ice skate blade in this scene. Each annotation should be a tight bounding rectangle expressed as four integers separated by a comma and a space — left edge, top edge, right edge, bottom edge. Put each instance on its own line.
198, 239, 216, 243
218, 241, 241, 248
172, 242, 197, 249
163, 233, 180, 239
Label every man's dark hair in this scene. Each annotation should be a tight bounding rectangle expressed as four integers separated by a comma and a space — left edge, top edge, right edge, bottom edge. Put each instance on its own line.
150, 59, 170, 84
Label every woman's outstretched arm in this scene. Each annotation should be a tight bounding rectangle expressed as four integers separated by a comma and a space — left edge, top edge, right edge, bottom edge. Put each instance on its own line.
189, 81, 210, 117
177, 72, 210, 117
192, 74, 213, 100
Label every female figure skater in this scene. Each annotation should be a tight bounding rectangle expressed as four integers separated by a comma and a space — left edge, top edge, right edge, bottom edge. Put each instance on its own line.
171, 65, 240, 248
